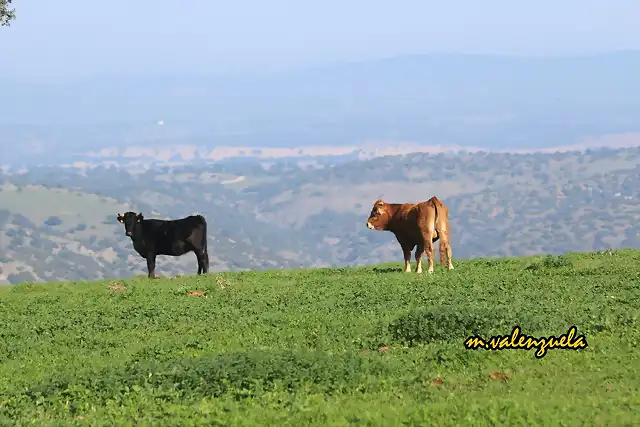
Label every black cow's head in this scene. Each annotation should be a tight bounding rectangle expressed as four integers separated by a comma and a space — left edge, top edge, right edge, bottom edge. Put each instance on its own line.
117, 211, 143, 237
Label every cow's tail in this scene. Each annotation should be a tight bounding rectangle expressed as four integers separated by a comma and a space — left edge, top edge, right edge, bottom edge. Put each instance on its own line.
200, 215, 209, 272
431, 196, 439, 222
431, 197, 440, 241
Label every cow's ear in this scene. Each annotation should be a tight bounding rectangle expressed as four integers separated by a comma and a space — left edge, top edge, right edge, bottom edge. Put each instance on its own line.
375, 200, 385, 207
117, 213, 124, 223
137, 212, 143, 221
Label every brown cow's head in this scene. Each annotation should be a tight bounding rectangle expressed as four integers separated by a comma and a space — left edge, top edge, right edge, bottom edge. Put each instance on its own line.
366, 199, 390, 231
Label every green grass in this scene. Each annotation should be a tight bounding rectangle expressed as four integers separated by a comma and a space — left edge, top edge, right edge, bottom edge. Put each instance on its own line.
1, 250, 639, 426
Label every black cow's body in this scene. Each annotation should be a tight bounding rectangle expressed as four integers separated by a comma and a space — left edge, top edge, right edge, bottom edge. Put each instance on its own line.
117, 212, 209, 278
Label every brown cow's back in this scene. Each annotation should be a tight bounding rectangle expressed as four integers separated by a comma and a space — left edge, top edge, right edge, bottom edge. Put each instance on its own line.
387, 199, 440, 238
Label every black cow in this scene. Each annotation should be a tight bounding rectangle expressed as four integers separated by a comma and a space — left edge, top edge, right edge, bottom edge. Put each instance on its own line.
117, 211, 209, 278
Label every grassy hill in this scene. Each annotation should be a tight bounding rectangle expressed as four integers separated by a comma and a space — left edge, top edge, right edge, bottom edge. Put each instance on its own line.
1, 250, 639, 425
1, 146, 640, 284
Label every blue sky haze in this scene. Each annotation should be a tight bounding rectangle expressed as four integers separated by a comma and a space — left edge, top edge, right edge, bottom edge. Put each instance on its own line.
2, 0, 640, 79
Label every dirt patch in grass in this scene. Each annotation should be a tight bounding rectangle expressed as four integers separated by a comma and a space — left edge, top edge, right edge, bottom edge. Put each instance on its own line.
107, 281, 127, 292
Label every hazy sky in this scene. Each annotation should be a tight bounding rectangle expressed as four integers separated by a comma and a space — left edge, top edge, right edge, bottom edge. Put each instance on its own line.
2, 0, 640, 79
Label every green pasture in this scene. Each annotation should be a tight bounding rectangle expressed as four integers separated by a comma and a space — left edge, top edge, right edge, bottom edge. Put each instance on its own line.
1, 250, 639, 425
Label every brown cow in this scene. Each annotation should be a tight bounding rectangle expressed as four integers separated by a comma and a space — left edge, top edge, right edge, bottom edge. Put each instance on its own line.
366, 196, 453, 274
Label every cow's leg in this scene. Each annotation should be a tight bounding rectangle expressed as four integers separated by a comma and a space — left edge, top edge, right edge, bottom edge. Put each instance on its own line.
401, 244, 412, 272
202, 248, 209, 274
438, 237, 454, 270
146, 252, 158, 279
433, 230, 446, 267
420, 229, 435, 274
426, 241, 435, 274
196, 252, 202, 275
195, 249, 207, 275
415, 243, 425, 274
443, 237, 454, 270
437, 225, 453, 270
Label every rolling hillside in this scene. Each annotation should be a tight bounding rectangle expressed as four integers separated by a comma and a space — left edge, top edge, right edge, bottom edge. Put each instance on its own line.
1, 250, 639, 425
1, 146, 640, 284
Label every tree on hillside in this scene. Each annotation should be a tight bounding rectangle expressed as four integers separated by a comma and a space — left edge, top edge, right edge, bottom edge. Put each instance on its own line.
1, 0, 15, 27
44, 216, 63, 227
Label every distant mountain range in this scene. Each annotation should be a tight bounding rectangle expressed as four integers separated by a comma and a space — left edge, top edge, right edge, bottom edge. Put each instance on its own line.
2, 51, 640, 167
